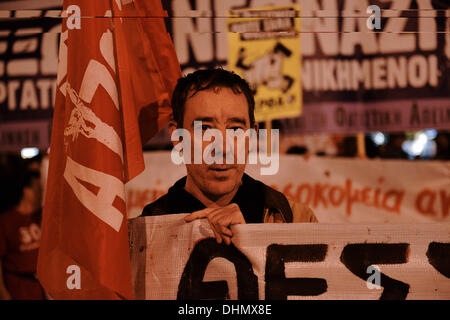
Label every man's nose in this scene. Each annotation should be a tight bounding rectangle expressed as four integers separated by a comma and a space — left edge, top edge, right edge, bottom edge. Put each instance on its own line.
211, 129, 235, 161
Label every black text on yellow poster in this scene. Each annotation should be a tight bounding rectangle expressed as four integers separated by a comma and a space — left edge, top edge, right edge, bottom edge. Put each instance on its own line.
227, 5, 302, 122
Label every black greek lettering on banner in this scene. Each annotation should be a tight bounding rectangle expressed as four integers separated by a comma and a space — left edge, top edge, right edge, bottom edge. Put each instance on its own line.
265, 244, 328, 300
340, 243, 410, 300
177, 238, 258, 300
426, 242, 450, 278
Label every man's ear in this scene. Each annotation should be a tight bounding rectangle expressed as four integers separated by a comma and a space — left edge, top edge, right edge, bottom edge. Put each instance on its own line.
168, 120, 179, 147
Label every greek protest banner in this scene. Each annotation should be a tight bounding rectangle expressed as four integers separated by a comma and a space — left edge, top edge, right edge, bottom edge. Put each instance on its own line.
166, 0, 450, 133
129, 215, 450, 300
0, 7, 61, 151
124, 151, 450, 224
227, 5, 302, 122
3, 1, 448, 152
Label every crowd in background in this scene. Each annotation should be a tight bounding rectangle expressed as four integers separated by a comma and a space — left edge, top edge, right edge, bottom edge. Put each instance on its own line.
286, 131, 450, 160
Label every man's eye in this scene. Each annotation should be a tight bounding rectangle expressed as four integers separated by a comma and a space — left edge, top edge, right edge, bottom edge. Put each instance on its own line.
230, 126, 243, 131
202, 125, 211, 130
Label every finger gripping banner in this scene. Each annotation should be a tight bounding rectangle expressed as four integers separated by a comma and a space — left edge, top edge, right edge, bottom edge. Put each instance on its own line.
129, 216, 450, 300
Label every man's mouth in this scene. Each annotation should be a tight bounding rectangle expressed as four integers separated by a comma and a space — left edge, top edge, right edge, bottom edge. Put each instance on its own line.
209, 165, 235, 172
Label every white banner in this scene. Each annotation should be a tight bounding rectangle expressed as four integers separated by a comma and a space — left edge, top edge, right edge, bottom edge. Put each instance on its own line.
129, 215, 450, 300
125, 151, 450, 223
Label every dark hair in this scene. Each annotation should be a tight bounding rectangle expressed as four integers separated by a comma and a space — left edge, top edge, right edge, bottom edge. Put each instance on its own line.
171, 68, 255, 127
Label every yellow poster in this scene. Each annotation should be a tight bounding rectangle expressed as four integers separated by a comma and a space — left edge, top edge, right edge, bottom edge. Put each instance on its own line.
227, 5, 301, 122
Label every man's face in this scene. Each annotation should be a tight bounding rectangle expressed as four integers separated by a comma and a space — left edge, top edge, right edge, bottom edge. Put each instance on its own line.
177, 87, 254, 199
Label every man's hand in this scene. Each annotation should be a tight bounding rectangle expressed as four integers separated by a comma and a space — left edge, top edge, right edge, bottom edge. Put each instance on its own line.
184, 203, 245, 245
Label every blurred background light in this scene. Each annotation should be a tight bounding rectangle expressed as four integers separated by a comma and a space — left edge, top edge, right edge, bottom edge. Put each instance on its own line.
402, 131, 437, 159
21, 147, 39, 159
371, 132, 386, 146
424, 129, 437, 140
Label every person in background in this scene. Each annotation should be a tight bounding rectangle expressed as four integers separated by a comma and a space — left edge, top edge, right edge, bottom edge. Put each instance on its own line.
0, 168, 45, 300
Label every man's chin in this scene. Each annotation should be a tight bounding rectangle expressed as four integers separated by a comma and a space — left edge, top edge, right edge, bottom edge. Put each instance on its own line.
203, 179, 239, 198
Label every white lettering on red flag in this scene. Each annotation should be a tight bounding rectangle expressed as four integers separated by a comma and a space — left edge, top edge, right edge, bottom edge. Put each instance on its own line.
38, 0, 181, 299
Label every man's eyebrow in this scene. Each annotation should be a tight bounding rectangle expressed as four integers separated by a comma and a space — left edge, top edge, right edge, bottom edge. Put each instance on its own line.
227, 117, 247, 125
192, 117, 214, 124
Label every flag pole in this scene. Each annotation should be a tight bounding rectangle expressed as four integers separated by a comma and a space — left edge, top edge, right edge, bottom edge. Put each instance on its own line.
357, 132, 366, 159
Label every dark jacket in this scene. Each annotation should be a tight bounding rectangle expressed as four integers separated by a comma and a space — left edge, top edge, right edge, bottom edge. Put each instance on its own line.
142, 174, 317, 223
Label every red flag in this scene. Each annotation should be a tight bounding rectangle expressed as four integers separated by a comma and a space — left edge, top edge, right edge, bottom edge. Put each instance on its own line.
37, 0, 180, 299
